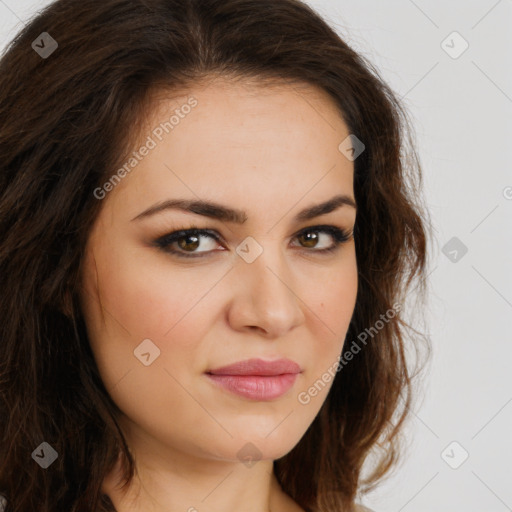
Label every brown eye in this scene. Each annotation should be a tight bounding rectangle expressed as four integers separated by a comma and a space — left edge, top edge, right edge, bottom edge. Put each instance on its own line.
155, 225, 352, 259
297, 231, 320, 248
292, 226, 351, 253
155, 228, 222, 257
177, 234, 201, 252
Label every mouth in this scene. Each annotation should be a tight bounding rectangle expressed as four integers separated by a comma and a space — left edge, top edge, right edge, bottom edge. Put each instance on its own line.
205, 358, 302, 400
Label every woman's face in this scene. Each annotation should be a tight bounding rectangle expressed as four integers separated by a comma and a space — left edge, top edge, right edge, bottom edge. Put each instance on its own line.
80, 78, 358, 465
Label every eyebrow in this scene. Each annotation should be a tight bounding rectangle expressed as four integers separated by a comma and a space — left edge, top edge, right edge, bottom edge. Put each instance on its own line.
131, 193, 356, 223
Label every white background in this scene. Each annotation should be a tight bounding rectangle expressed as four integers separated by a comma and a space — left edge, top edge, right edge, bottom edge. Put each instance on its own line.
1, 1, 511, 511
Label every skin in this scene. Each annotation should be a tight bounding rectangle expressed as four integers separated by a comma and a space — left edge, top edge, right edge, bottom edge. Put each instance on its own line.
79, 77, 358, 512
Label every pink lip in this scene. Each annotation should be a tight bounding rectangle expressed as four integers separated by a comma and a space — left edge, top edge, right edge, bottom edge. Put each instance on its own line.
205, 358, 302, 400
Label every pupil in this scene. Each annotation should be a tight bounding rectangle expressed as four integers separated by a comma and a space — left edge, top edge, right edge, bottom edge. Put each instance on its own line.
301, 231, 317, 248
179, 235, 199, 251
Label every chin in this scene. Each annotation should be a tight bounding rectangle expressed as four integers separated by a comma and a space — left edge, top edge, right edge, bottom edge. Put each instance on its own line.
209, 432, 303, 464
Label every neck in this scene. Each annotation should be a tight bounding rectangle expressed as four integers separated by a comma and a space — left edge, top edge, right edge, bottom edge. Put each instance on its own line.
102, 445, 287, 512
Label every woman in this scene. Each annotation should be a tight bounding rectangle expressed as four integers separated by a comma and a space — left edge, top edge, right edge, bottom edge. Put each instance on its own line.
0, 0, 432, 511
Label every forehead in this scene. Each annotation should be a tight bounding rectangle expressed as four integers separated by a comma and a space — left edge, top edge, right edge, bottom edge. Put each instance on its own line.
146, 76, 350, 142
108, 78, 354, 219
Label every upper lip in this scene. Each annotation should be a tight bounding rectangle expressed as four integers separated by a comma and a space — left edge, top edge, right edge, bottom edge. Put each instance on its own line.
206, 358, 302, 376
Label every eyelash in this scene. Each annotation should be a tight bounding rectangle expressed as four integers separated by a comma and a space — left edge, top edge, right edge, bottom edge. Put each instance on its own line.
153, 224, 353, 259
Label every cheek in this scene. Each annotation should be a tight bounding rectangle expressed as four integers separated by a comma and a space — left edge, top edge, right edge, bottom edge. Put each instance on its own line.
80, 245, 216, 431
297, 254, 358, 399
81, 241, 226, 385
86, 239, 217, 339
305, 251, 358, 335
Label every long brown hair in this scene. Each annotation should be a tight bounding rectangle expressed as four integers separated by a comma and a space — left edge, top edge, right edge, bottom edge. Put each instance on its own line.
0, 0, 432, 510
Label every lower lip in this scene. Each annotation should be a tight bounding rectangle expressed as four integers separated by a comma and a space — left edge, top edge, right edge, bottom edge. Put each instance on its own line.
206, 373, 299, 400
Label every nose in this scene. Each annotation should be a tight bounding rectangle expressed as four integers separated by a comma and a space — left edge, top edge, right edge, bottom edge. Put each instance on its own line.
226, 246, 306, 338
